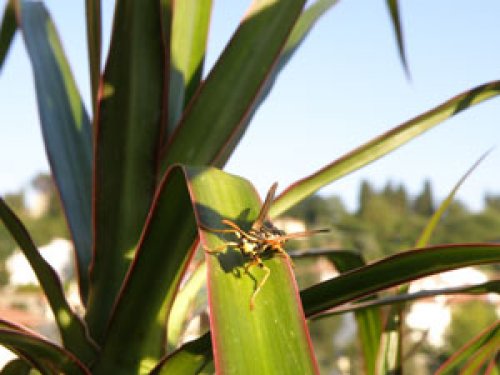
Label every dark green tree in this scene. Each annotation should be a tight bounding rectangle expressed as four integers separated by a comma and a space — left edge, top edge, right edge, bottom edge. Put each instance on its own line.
413, 179, 435, 216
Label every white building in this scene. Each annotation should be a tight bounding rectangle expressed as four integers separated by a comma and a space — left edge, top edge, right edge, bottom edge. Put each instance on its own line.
6, 238, 74, 286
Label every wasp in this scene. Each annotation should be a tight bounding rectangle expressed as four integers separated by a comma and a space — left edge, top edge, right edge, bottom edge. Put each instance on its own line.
203, 183, 329, 310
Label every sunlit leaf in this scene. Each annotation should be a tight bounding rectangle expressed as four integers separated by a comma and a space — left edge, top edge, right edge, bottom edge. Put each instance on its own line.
270, 81, 500, 218
435, 321, 499, 374
166, 0, 212, 137
159, 0, 306, 170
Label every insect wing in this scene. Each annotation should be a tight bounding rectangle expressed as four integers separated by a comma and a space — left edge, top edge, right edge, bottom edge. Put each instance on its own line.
251, 182, 278, 231
278, 228, 330, 241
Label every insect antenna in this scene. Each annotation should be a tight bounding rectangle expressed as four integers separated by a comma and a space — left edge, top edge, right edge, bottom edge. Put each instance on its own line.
251, 182, 278, 231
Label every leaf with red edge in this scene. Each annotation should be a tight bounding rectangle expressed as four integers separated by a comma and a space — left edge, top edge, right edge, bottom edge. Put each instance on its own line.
16, 0, 93, 303
86, 0, 166, 343
435, 320, 500, 375
270, 81, 500, 218
158, 0, 306, 170
0, 328, 90, 375
94, 166, 318, 374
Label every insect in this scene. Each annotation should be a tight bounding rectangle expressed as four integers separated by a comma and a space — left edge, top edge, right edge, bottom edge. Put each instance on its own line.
203, 183, 329, 310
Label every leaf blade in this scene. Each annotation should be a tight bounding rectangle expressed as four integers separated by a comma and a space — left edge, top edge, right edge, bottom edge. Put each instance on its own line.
0, 328, 90, 375
159, 0, 307, 170
167, 0, 212, 137
301, 243, 500, 317
92, 166, 198, 374
0, 198, 97, 364
86, 0, 166, 342
191, 169, 319, 374
385, 0, 409, 77
0, 0, 16, 71
213, 0, 340, 165
17, 0, 93, 302
85, 0, 101, 113
435, 321, 499, 375
270, 81, 500, 218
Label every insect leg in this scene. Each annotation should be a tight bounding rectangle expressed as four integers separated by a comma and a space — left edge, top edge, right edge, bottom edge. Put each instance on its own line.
273, 245, 295, 268
203, 241, 239, 254
245, 257, 270, 310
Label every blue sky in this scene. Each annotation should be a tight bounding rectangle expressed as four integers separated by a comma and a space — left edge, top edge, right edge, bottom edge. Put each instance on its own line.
1, 1, 500, 211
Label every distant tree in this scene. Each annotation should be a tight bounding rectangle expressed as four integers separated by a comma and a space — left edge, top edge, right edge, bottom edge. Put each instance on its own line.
382, 182, 409, 214
394, 184, 409, 213
413, 179, 435, 216
358, 180, 375, 217
484, 194, 500, 212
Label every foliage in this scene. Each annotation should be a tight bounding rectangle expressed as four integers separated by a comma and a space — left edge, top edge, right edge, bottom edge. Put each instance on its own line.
0, 1, 498, 374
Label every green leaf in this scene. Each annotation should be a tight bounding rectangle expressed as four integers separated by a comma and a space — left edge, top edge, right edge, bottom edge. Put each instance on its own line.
96, 166, 317, 374
295, 248, 382, 375
162, 244, 500, 370
192, 168, 318, 374
435, 321, 499, 374
0, 329, 90, 375
159, 0, 306, 170
150, 333, 212, 375
416, 150, 491, 248
213, 0, 340, 165
381, 150, 492, 374
167, 262, 207, 350
0, 199, 97, 364
17, 0, 93, 302
301, 244, 500, 317
313, 280, 500, 317
1, 358, 33, 375
85, 0, 101, 114
0, 0, 16, 71
385, 0, 409, 77
85, 0, 166, 343
270, 80, 500, 218
93, 166, 197, 375
167, 0, 212, 137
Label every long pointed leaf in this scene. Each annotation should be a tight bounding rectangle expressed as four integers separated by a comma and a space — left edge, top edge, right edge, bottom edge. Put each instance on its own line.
416, 150, 491, 248
159, 0, 306, 170
192, 168, 318, 374
301, 243, 500, 317
0, 0, 16, 71
95, 166, 318, 374
86, 0, 166, 342
163, 243, 500, 370
0, 198, 97, 364
386, 0, 409, 77
85, 0, 101, 114
1, 358, 32, 375
0, 329, 90, 375
213, 0, 340, 165
296, 248, 382, 374
166, 0, 212, 137
270, 81, 500, 218
313, 280, 500, 317
93, 166, 198, 375
381, 150, 492, 374
150, 333, 212, 375
436, 321, 499, 374
17, 0, 93, 302
167, 261, 207, 350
